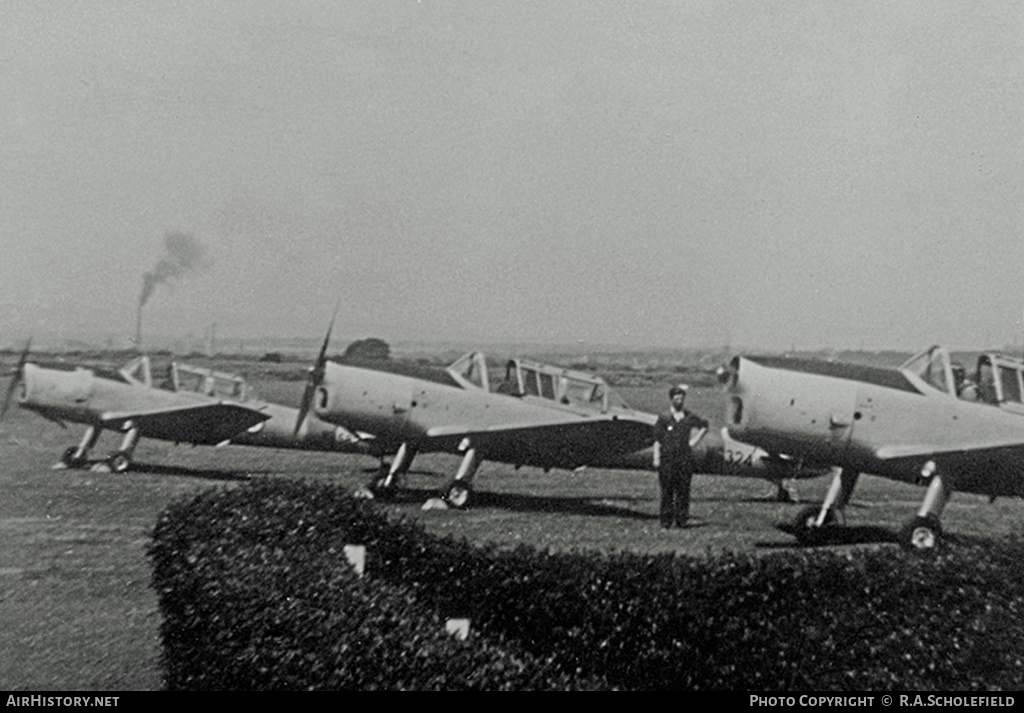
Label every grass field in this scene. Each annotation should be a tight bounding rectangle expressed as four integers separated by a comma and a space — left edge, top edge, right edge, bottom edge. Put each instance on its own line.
2, 364, 1024, 690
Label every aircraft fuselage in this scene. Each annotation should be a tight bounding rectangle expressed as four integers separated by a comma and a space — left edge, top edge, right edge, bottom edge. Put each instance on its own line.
19, 363, 207, 427
726, 355, 1024, 498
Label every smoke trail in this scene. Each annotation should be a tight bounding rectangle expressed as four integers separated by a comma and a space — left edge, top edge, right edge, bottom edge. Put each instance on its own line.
139, 232, 207, 307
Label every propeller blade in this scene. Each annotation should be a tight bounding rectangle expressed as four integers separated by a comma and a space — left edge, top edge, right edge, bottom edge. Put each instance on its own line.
294, 305, 339, 436
294, 378, 317, 437
1, 337, 32, 421
315, 302, 338, 370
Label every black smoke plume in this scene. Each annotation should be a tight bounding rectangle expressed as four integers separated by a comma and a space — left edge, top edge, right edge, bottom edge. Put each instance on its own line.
139, 232, 207, 308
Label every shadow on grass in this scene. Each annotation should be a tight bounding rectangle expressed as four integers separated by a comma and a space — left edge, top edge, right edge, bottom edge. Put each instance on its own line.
382, 487, 657, 520
703, 495, 873, 510
763, 520, 1008, 551
358, 466, 445, 478
703, 495, 818, 505
675, 520, 712, 531
121, 461, 261, 482
759, 522, 901, 549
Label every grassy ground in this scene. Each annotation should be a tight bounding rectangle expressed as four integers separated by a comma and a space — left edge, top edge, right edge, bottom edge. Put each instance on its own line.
1, 366, 1023, 690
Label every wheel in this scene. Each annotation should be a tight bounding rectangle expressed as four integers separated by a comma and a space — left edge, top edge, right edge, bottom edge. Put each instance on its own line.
773, 480, 796, 503
792, 505, 836, 545
107, 450, 131, 473
62, 447, 85, 469
368, 473, 398, 501
444, 480, 472, 509
899, 515, 942, 551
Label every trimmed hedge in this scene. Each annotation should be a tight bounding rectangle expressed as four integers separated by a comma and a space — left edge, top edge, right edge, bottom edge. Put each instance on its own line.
149, 480, 604, 690
150, 478, 1024, 690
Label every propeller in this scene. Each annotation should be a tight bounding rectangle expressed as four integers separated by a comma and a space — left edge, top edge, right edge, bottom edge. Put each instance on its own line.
1, 337, 32, 421
294, 305, 338, 436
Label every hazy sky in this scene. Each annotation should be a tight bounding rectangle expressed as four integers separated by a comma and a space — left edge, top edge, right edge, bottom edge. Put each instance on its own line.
2, 1, 1022, 352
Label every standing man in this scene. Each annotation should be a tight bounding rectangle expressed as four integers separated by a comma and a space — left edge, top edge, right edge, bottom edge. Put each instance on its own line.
652, 384, 708, 528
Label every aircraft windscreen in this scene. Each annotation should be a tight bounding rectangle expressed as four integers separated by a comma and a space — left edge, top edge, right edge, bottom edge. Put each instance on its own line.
900, 346, 952, 394
447, 352, 490, 391
605, 387, 629, 410
120, 356, 152, 387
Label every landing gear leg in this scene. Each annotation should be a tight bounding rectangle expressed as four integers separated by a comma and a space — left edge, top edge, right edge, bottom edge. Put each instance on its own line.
58, 426, 101, 469
443, 446, 481, 509
792, 467, 858, 544
368, 442, 417, 500
773, 478, 796, 503
105, 425, 140, 473
899, 472, 951, 550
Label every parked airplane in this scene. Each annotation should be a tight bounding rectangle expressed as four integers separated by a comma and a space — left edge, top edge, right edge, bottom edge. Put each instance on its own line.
719, 345, 1024, 549
294, 349, 656, 507
292, 321, 826, 507
1, 344, 374, 473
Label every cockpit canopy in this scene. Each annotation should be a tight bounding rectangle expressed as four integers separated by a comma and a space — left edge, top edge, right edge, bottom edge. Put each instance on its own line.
445, 351, 629, 413
171, 363, 250, 400
900, 345, 1024, 412
121, 355, 252, 401
972, 352, 1024, 412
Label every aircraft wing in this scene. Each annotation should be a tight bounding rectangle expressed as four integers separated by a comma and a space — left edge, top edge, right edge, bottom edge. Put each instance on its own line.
100, 403, 272, 446
876, 436, 1024, 460
876, 444, 953, 459
424, 416, 655, 470
873, 438, 1024, 498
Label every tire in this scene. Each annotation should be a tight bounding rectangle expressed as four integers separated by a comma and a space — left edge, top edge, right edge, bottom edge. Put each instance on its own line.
445, 480, 472, 509
107, 450, 131, 473
899, 515, 942, 551
368, 474, 397, 501
792, 505, 836, 545
62, 447, 85, 469
773, 479, 796, 503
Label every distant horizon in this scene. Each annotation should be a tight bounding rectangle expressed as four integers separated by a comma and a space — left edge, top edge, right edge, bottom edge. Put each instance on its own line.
5, 326, 1022, 364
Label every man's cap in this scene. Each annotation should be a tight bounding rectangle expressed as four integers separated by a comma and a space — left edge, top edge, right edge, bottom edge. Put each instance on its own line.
669, 383, 689, 397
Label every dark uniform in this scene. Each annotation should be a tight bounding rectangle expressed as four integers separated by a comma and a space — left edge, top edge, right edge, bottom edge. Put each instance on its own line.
653, 396, 708, 528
